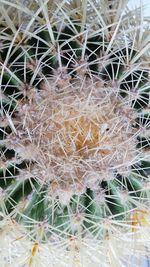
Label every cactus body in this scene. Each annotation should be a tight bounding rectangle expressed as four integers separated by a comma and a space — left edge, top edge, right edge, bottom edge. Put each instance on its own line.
0, 0, 150, 266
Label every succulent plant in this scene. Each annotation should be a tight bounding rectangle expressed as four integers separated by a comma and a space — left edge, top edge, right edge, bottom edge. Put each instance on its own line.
0, 0, 150, 266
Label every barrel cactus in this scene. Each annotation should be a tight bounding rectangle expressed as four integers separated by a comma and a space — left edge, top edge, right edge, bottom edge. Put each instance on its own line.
0, 0, 150, 266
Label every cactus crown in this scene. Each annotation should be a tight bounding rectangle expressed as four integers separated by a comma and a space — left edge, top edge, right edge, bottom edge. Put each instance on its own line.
0, 0, 150, 266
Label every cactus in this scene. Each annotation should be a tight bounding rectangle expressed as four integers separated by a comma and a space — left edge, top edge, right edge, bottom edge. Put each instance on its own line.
0, 0, 150, 266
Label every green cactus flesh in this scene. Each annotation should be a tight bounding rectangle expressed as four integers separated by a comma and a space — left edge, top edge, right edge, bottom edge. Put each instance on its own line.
0, 5, 150, 245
